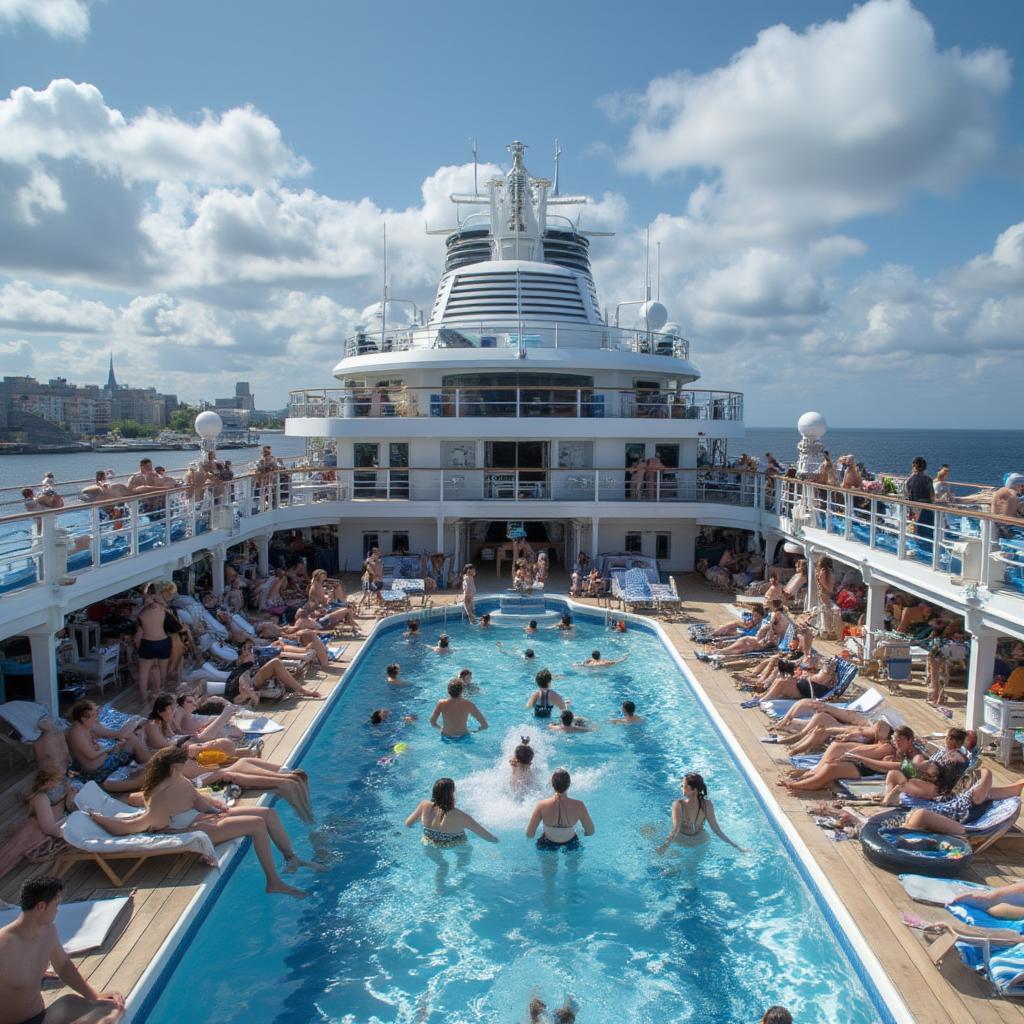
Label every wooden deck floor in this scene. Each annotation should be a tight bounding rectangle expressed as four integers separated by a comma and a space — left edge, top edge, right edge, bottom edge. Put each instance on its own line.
1, 575, 1022, 1022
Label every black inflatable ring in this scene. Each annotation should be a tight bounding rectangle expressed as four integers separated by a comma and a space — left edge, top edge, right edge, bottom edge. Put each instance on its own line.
860, 812, 972, 877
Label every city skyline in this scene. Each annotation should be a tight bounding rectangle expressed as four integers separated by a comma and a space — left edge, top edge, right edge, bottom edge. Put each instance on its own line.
0, 1, 1022, 426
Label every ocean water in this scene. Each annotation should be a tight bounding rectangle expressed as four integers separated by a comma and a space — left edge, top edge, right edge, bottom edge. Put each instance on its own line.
138, 609, 889, 1024
743, 427, 1023, 488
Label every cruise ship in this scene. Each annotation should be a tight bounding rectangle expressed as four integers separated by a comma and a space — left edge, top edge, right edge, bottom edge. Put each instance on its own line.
2, 140, 1024, 1024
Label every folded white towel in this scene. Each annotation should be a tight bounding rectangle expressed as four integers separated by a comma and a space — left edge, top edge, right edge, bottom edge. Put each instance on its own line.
0, 700, 52, 742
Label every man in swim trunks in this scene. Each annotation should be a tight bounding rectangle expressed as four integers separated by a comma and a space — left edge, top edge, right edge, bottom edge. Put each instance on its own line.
66, 700, 149, 785
526, 768, 595, 851
428, 679, 488, 739
385, 663, 410, 686
0, 875, 125, 1024
610, 700, 644, 725
548, 709, 593, 733
576, 650, 629, 668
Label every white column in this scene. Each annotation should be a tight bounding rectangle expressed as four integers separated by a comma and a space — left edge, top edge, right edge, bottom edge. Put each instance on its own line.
590, 514, 599, 561
804, 546, 818, 610
29, 630, 59, 712
863, 578, 887, 659
436, 516, 445, 553
256, 535, 270, 576
965, 629, 997, 731
211, 545, 226, 598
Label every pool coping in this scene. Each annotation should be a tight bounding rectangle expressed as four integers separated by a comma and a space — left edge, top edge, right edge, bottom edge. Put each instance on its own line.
126, 595, 914, 1023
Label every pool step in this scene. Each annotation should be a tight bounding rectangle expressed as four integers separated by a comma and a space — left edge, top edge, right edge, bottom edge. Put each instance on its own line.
498, 592, 546, 615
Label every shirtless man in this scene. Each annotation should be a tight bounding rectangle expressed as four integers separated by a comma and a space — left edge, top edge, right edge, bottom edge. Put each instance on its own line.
385, 663, 410, 686
526, 768, 595, 851
66, 700, 149, 787
610, 700, 644, 725
428, 679, 487, 739
548, 709, 593, 733
134, 588, 171, 703
576, 650, 629, 669
127, 458, 160, 492
0, 876, 125, 1024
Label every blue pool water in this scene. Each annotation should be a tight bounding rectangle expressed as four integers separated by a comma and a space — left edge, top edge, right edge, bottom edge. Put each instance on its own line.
138, 605, 891, 1024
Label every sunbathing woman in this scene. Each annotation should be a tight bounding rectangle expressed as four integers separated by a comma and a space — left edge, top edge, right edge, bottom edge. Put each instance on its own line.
0, 766, 74, 879
779, 726, 916, 794
656, 773, 744, 853
173, 693, 245, 742
879, 757, 948, 805
702, 603, 789, 660
705, 608, 765, 641
775, 718, 892, 757
903, 769, 1024, 837
783, 560, 808, 608
87, 746, 319, 897
732, 628, 817, 689
144, 695, 239, 760
746, 655, 838, 705
227, 643, 324, 702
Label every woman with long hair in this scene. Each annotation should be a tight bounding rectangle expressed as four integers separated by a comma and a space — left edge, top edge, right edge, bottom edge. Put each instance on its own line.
87, 747, 320, 897
656, 773, 745, 853
404, 778, 498, 847
144, 694, 238, 760
0, 766, 74, 878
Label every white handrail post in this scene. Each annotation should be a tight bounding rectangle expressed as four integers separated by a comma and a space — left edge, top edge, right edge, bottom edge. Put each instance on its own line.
440, 471, 445, 502
515, 470, 519, 502
844, 491, 853, 539
455, 388, 460, 418
129, 498, 139, 556
656, 471, 661, 502
980, 515, 994, 589
869, 498, 877, 549
576, 388, 581, 417
515, 388, 521, 418
932, 510, 942, 570
594, 468, 600, 502
90, 505, 101, 569
164, 491, 172, 546
39, 515, 55, 586
897, 502, 907, 560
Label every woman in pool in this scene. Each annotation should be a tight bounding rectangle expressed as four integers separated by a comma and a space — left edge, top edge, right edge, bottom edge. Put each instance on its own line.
87, 746, 321, 898
656, 773, 745, 853
526, 669, 566, 719
526, 768, 595, 851
405, 777, 498, 847
551, 613, 574, 634
431, 633, 452, 654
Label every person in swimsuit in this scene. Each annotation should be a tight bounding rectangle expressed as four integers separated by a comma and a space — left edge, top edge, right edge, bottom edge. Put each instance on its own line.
576, 650, 629, 669
134, 586, 171, 704
0, 876, 125, 1024
404, 778, 498, 847
143, 695, 239, 761
548, 710, 593, 733
431, 634, 453, 654
526, 669, 566, 719
657, 773, 745, 853
461, 564, 477, 624
610, 700, 644, 725
385, 663, 411, 686
66, 700, 150, 786
550, 614, 574, 634
429, 679, 488, 739
903, 768, 1024, 836
524, 620, 538, 635
526, 769, 594, 851
780, 725, 916, 794
87, 747, 318, 898
404, 621, 420, 641
509, 737, 536, 797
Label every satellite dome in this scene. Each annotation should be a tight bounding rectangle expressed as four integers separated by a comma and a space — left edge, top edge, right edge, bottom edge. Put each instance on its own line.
662, 321, 682, 337
797, 411, 827, 439
194, 410, 223, 439
640, 301, 668, 331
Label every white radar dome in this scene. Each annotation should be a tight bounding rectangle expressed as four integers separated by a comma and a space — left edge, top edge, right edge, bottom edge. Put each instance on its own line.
640, 301, 668, 331
797, 411, 827, 439
194, 410, 224, 439
662, 321, 682, 337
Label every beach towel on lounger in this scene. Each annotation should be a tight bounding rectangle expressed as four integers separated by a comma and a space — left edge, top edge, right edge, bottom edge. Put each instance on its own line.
64, 783, 217, 864
0, 700, 52, 742
0, 896, 132, 954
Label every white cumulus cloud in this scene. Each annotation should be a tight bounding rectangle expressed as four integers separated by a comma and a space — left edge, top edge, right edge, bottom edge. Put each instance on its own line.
0, 0, 90, 39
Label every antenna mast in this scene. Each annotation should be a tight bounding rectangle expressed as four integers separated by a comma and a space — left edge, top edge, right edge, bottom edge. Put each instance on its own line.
656, 241, 661, 302
381, 222, 388, 347
472, 138, 479, 195
554, 138, 562, 195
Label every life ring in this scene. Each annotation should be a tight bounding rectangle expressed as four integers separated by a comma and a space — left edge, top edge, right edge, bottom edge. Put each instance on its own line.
860, 812, 972, 877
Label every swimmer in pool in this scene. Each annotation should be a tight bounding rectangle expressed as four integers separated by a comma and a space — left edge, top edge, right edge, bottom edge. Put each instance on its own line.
609, 700, 644, 725
457, 668, 480, 694
548, 709, 593, 733
524, 619, 538, 635
526, 669, 566, 719
404, 621, 420, 641
479, 613, 492, 628
431, 633, 452, 654
526, 768, 595, 851
385, 663, 411, 686
370, 709, 417, 725
576, 649, 629, 668
656, 773, 745, 853
549, 614, 574, 633
405, 777, 498, 847
496, 641, 537, 662
428, 679, 488, 739
510, 736, 536, 796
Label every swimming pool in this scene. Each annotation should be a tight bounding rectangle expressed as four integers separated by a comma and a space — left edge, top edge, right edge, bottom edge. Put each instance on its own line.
133, 600, 908, 1023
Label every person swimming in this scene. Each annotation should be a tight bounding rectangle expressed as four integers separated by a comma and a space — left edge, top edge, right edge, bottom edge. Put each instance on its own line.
610, 700, 644, 725
525, 619, 538, 635
510, 736, 536, 796
656, 773, 745, 853
577, 649, 629, 668
551, 613, 574, 633
526, 768, 595, 851
405, 777, 498, 847
404, 621, 420, 641
431, 633, 452, 653
480, 613, 492, 628
526, 669, 566, 719
549, 709, 592, 733
385, 663, 409, 686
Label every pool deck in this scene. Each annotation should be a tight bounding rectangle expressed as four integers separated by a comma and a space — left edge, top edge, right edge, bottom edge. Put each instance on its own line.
1, 575, 1022, 1022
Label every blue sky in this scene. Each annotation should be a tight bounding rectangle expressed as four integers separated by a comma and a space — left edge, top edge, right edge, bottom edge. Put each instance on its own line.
0, 0, 1022, 425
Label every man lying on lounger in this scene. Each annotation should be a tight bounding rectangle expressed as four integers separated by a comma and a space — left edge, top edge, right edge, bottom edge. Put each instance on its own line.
698, 603, 789, 660
0, 875, 125, 1024
779, 725, 916, 794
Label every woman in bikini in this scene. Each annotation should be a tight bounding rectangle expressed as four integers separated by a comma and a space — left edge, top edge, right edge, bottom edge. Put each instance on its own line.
87, 746, 319, 898
404, 777, 498, 847
526, 669, 566, 719
656, 773, 744, 853
526, 768, 595, 852
0, 766, 74, 878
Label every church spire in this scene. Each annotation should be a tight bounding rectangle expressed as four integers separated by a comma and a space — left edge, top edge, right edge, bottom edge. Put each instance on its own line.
106, 352, 117, 392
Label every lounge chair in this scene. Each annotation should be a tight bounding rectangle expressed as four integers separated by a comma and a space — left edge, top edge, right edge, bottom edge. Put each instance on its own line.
897, 795, 1023, 856
620, 568, 656, 612
925, 925, 1024, 998
53, 782, 218, 887
378, 588, 411, 615
0, 700, 51, 765
710, 622, 797, 669
392, 578, 427, 607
